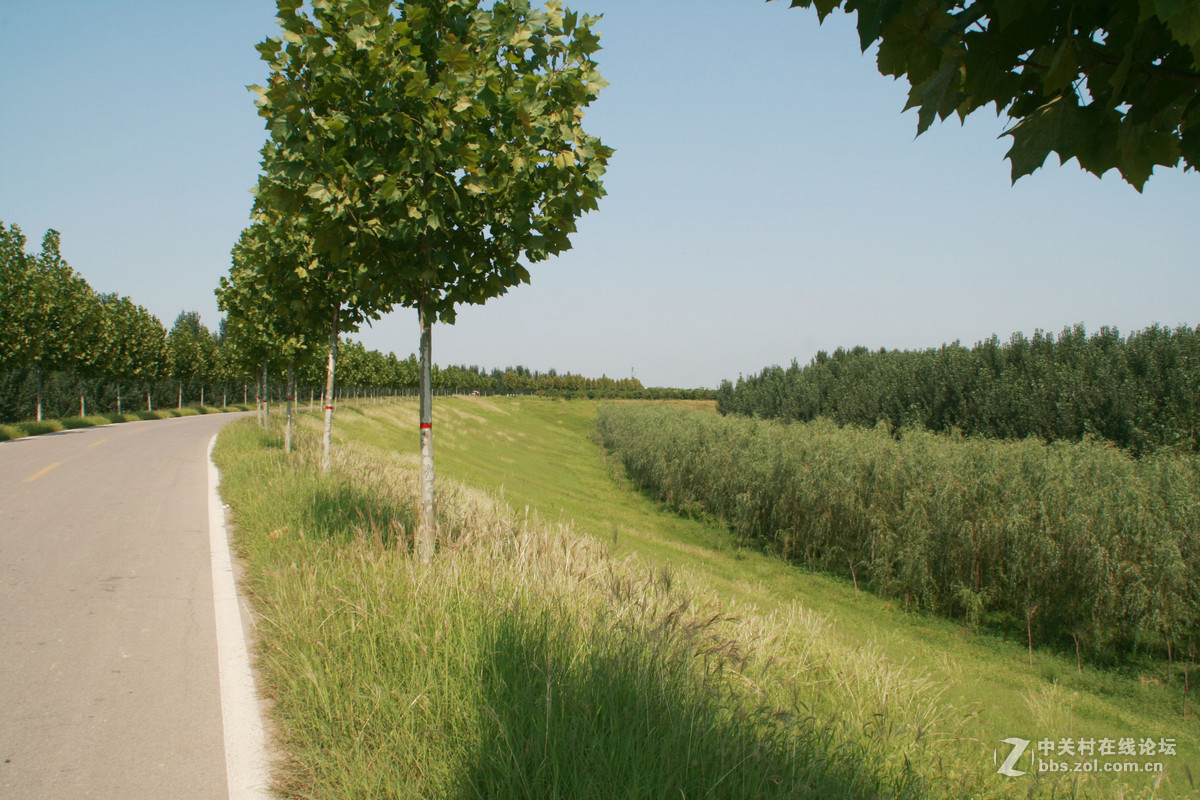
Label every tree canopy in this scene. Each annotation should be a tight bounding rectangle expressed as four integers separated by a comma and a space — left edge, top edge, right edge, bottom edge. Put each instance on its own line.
251, 0, 611, 324
779, 0, 1200, 189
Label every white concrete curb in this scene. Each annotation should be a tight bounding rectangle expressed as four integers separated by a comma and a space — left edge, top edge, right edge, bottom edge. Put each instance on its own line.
207, 434, 271, 799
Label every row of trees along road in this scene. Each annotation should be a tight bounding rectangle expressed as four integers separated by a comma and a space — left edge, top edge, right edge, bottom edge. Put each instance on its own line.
0, 221, 295, 422
6, 220, 654, 424
1, 222, 173, 421
223, 0, 610, 561
2, 218, 660, 424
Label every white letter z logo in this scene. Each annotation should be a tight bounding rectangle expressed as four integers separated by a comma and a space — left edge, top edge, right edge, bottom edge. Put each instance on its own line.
996, 738, 1030, 777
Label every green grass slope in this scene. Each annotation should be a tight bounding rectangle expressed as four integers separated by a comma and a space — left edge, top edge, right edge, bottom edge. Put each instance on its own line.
217, 418, 966, 798
324, 396, 1199, 797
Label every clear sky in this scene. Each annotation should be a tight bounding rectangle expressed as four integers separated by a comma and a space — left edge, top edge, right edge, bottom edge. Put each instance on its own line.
2, 1, 1197, 389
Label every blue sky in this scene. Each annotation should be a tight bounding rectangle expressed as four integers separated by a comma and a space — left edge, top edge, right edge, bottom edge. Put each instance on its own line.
2, 1, 1197, 389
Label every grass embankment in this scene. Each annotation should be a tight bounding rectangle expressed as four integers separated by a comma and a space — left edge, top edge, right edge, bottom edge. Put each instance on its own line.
0, 404, 254, 441
219, 397, 1199, 798
216, 418, 966, 799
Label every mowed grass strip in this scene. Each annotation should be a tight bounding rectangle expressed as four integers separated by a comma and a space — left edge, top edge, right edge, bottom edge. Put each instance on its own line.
318, 396, 1200, 798
215, 415, 1012, 800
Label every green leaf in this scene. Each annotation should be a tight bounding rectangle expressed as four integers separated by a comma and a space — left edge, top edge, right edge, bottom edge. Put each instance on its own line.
1108, 43, 1136, 97
908, 62, 963, 134
1043, 36, 1080, 95
347, 25, 373, 51
438, 42, 471, 72
1004, 95, 1089, 181
1148, 0, 1200, 54
255, 39, 282, 60
1115, 123, 1182, 191
306, 184, 333, 203
378, 176, 399, 203
852, 0, 905, 53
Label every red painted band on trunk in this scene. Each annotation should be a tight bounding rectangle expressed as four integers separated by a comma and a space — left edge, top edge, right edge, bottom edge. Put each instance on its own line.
324, 405, 334, 410
420, 422, 432, 429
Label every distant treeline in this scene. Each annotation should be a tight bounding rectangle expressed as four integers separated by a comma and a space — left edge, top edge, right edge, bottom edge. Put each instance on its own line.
717, 324, 1200, 455
0, 356, 706, 423
1, 222, 704, 423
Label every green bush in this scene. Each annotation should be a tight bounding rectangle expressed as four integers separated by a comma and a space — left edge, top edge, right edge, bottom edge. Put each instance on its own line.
596, 404, 1200, 663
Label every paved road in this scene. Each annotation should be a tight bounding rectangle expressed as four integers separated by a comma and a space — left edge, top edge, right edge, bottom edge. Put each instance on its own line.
0, 413, 253, 799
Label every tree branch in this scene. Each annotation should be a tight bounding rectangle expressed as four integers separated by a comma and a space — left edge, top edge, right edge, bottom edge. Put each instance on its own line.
1083, 43, 1200, 89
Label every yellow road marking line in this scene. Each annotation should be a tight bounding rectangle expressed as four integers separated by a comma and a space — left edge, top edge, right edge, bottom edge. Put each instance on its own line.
23, 461, 63, 482
88, 438, 109, 448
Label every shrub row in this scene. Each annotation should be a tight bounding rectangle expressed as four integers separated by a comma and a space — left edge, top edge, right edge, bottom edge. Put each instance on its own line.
595, 403, 1200, 662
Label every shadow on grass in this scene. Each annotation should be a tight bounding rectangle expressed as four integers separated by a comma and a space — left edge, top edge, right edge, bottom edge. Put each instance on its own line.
456, 603, 920, 800
301, 481, 416, 549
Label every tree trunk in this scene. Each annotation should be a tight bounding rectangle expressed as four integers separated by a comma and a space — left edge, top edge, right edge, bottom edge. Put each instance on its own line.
1026, 603, 1039, 667
322, 309, 340, 473
262, 361, 270, 425
285, 359, 295, 454
200, 385, 205, 407
117, 382, 122, 415
80, 386, 85, 418
177, 381, 182, 410
417, 303, 435, 563
147, 383, 153, 412
1185, 661, 1192, 721
36, 370, 43, 422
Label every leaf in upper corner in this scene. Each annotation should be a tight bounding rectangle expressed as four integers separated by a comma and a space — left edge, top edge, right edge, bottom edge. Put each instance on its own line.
908, 61, 964, 135
1004, 95, 1089, 181
852, 0, 905, 52
1180, 116, 1200, 170
1042, 36, 1081, 95
1115, 122, 1182, 191
1146, 0, 1200, 55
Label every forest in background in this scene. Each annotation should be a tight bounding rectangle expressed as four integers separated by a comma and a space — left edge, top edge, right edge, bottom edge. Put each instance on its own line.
718, 324, 1200, 456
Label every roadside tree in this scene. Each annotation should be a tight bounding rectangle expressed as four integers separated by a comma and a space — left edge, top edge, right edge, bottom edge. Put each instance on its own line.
253, 0, 611, 560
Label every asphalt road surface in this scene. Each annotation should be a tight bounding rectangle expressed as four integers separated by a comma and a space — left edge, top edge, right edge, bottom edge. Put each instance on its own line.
0, 413, 257, 799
